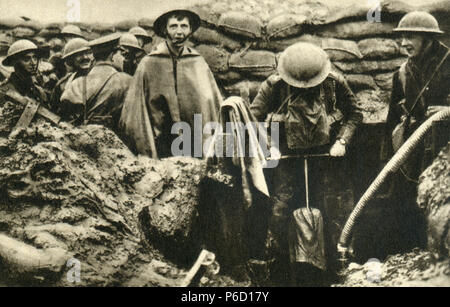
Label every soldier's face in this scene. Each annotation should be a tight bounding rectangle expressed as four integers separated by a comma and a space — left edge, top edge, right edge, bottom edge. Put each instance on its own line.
72, 50, 93, 71
401, 33, 425, 58
16, 51, 39, 76
165, 17, 191, 47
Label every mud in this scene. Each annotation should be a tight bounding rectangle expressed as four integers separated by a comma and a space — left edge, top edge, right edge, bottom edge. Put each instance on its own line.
0, 110, 246, 286
334, 249, 450, 287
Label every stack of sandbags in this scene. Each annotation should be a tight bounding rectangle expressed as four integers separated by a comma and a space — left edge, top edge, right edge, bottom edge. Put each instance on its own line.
1, 0, 448, 123
185, 0, 449, 123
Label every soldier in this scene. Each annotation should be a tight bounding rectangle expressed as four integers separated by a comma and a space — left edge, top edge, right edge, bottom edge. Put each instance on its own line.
50, 38, 93, 114
58, 25, 85, 43
33, 39, 58, 96
60, 33, 132, 133
382, 11, 450, 252
0, 40, 48, 136
51, 25, 86, 80
129, 26, 153, 49
0, 34, 14, 81
250, 42, 362, 285
118, 33, 144, 76
119, 9, 222, 158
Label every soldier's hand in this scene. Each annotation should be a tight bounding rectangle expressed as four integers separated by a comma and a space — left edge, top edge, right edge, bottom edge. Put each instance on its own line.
330, 141, 346, 157
426, 105, 450, 118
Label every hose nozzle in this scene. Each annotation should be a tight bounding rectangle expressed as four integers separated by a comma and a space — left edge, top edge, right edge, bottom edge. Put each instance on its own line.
337, 243, 349, 271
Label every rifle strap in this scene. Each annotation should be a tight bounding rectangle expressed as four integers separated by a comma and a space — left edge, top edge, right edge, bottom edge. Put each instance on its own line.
399, 50, 450, 116
9, 97, 40, 137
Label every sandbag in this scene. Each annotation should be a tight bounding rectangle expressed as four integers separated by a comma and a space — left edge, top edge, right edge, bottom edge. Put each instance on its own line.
0, 18, 23, 29
138, 18, 154, 30
12, 27, 36, 38
266, 14, 307, 40
18, 20, 44, 31
318, 21, 396, 39
358, 38, 401, 60
190, 4, 228, 26
257, 34, 321, 53
218, 12, 263, 39
46, 22, 63, 30
195, 45, 230, 73
38, 28, 61, 38
333, 58, 406, 74
374, 72, 395, 91
83, 31, 101, 41
345, 74, 378, 91
90, 23, 115, 34
229, 50, 276, 78
422, 0, 450, 15
322, 38, 362, 61
191, 27, 241, 52
326, 50, 357, 62
115, 20, 139, 31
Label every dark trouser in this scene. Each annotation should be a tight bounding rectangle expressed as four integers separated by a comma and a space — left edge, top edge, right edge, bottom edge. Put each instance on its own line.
266, 155, 331, 286
390, 172, 427, 252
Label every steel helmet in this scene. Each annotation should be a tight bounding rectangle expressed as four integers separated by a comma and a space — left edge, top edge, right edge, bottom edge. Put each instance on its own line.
393, 11, 444, 34
153, 9, 201, 38
129, 26, 153, 43
119, 33, 143, 51
2, 39, 44, 66
277, 42, 331, 88
62, 38, 91, 59
60, 25, 84, 38
89, 32, 121, 55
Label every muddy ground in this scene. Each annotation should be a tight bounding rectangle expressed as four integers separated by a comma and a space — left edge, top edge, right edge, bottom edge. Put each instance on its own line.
0, 110, 448, 286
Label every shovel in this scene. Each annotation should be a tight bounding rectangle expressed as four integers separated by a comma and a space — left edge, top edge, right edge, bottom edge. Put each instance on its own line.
289, 156, 327, 271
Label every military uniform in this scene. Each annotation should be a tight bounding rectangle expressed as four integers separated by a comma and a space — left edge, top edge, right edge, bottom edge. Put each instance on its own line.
49, 71, 83, 114
381, 12, 450, 252
119, 33, 146, 76
60, 61, 131, 132
383, 40, 450, 177
249, 41, 363, 285
0, 72, 47, 136
251, 72, 362, 148
251, 71, 362, 282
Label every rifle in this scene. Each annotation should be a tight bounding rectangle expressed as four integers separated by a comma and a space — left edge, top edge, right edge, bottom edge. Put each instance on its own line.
0, 89, 70, 136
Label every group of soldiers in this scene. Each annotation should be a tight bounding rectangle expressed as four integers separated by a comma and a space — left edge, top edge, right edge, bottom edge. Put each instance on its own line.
0, 8, 448, 286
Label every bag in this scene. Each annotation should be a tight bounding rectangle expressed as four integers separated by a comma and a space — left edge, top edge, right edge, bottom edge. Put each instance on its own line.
285, 86, 331, 150
392, 114, 409, 152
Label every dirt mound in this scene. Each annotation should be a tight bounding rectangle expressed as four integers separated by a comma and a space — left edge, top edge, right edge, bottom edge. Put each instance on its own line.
334, 249, 450, 287
418, 143, 450, 258
336, 144, 450, 287
0, 110, 246, 286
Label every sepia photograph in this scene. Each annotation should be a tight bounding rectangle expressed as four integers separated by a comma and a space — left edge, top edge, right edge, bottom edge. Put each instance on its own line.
0, 0, 448, 294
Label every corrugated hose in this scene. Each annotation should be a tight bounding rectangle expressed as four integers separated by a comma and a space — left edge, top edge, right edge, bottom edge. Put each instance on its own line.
337, 109, 450, 266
